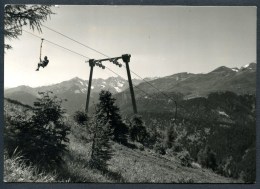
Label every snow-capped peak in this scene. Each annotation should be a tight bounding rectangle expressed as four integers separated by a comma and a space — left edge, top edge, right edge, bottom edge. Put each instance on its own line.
114, 86, 122, 92
240, 62, 256, 71
231, 68, 239, 72
242, 64, 250, 68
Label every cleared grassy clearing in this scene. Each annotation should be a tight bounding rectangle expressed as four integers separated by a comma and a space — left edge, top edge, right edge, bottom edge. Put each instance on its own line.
62, 134, 238, 183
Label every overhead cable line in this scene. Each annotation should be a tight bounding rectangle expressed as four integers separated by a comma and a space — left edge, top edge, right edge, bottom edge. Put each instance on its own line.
38, 26, 178, 118
23, 28, 177, 118
23, 29, 91, 60
23, 29, 147, 97
23, 29, 129, 84
41, 26, 176, 101
42, 25, 110, 58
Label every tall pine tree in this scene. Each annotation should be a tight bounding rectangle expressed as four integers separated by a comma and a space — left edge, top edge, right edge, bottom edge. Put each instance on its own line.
89, 113, 113, 170
4, 5, 54, 50
95, 90, 128, 144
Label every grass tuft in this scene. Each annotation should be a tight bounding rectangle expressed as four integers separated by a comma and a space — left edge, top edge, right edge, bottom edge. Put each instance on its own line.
4, 152, 59, 182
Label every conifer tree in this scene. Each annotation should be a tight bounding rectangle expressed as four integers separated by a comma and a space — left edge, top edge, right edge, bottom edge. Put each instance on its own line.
4, 5, 54, 50
89, 114, 113, 170
96, 90, 128, 144
197, 145, 217, 171
129, 115, 148, 144
5, 91, 70, 170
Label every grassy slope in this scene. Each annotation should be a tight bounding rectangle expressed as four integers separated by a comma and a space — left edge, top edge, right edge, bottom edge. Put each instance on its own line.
4, 99, 240, 183
64, 134, 239, 183
4, 153, 59, 182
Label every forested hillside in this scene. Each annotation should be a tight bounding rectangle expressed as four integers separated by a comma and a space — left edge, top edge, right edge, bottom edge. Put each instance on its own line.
116, 91, 256, 182
4, 64, 256, 183
4, 91, 246, 183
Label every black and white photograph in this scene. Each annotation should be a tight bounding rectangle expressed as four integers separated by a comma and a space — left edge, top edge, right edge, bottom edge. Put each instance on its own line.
3, 4, 257, 184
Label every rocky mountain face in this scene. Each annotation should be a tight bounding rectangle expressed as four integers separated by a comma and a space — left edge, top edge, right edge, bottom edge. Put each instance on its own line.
124, 63, 256, 100
4, 76, 143, 114
4, 63, 256, 114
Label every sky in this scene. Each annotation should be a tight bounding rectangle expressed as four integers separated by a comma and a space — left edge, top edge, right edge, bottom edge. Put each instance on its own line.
4, 5, 256, 88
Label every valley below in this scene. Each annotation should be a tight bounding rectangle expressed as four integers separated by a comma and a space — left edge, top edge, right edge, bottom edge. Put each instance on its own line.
4, 63, 257, 183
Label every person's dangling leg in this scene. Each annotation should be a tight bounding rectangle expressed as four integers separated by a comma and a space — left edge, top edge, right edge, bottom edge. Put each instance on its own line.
36, 63, 42, 71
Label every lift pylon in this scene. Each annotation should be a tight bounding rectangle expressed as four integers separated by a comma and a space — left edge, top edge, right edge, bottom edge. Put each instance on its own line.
85, 54, 137, 114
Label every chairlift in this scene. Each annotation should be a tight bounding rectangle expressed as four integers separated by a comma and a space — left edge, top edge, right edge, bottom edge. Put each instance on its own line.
35, 38, 50, 71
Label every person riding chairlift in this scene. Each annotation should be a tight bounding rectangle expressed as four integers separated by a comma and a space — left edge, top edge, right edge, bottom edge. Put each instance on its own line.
36, 56, 49, 71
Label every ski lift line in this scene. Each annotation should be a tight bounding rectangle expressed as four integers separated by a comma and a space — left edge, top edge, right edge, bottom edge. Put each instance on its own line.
23, 28, 178, 116
95, 58, 177, 106
41, 25, 122, 66
129, 68, 177, 102
93, 58, 178, 105
94, 57, 177, 105
42, 25, 177, 101
43, 26, 125, 67
42, 25, 124, 66
22, 29, 91, 60
42, 25, 110, 58
23, 30, 146, 97
39, 38, 44, 61
45, 40, 91, 59
91, 58, 169, 101
126, 70, 181, 115
38, 25, 177, 107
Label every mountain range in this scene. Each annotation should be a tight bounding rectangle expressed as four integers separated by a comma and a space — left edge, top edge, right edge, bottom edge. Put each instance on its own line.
4, 63, 256, 114
122, 62, 256, 99
4, 76, 144, 113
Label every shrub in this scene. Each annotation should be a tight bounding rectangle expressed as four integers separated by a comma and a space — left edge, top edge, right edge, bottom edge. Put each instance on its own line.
239, 148, 256, 183
143, 128, 158, 148
73, 110, 88, 126
172, 142, 183, 153
154, 142, 166, 155
177, 150, 193, 167
197, 145, 217, 171
129, 115, 148, 144
5, 91, 70, 170
216, 156, 236, 177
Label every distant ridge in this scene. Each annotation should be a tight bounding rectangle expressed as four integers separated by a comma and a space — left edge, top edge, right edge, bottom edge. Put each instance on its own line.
4, 63, 256, 114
